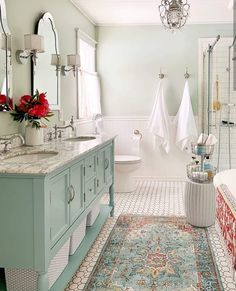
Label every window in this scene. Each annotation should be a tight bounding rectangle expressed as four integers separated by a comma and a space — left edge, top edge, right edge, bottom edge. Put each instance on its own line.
78, 37, 101, 118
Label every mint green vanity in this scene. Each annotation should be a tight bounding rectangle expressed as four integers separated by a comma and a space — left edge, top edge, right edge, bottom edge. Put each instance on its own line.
0, 136, 115, 291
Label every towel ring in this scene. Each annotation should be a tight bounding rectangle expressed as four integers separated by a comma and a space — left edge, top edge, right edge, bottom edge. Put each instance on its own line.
184, 68, 190, 79
134, 129, 143, 140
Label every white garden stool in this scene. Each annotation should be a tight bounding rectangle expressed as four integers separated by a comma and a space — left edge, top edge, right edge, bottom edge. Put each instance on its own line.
185, 178, 216, 227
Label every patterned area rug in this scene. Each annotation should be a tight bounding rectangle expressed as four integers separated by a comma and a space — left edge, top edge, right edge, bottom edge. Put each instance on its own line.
85, 215, 223, 291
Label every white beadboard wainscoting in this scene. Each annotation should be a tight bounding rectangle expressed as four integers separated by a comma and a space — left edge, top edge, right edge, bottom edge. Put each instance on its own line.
103, 116, 191, 179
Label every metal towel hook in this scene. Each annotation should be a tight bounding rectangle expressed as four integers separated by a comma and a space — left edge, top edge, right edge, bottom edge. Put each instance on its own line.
159, 68, 165, 79
184, 67, 190, 79
134, 129, 143, 140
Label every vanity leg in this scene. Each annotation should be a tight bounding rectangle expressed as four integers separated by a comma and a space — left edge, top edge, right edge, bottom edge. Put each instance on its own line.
37, 271, 48, 291
109, 184, 114, 217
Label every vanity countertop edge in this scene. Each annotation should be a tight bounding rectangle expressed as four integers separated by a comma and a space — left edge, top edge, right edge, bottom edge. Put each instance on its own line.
0, 134, 116, 175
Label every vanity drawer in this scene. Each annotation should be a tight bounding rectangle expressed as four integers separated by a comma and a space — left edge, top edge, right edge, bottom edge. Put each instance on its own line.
85, 154, 96, 181
85, 177, 96, 207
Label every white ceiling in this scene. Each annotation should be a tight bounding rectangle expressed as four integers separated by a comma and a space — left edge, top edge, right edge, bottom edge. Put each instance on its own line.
71, 0, 233, 25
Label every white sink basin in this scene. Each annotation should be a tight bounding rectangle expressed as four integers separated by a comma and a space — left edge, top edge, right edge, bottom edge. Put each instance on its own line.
65, 136, 96, 142
4, 152, 58, 163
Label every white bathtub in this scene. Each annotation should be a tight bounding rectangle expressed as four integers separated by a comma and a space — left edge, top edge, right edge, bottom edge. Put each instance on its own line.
214, 169, 236, 198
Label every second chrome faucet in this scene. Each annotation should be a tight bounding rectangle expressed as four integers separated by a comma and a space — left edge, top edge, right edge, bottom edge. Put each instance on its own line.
53, 116, 75, 139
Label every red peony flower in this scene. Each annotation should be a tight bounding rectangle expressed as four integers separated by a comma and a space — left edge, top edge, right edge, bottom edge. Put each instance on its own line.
28, 104, 49, 118
20, 95, 31, 105
39, 93, 49, 106
0, 94, 7, 104
18, 103, 28, 113
11, 90, 54, 128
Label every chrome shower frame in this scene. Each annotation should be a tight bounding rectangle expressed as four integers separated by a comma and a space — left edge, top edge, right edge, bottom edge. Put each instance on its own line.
216, 36, 236, 171
207, 35, 220, 135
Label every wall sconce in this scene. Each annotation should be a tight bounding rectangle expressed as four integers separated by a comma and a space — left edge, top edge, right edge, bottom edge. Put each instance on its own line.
15, 34, 44, 65
61, 54, 80, 76
51, 54, 61, 75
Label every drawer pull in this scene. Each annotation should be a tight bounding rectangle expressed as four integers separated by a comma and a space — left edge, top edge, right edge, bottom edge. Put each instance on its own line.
67, 186, 72, 204
70, 185, 76, 202
105, 158, 109, 170
89, 188, 92, 192
89, 164, 92, 168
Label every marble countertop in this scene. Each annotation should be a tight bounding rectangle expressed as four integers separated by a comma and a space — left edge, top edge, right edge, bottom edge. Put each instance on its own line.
0, 134, 115, 175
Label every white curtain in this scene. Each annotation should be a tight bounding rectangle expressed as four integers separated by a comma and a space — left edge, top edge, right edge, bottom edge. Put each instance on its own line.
79, 71, 101, 118
78, 39, 101, 118
80, 40, 95, 72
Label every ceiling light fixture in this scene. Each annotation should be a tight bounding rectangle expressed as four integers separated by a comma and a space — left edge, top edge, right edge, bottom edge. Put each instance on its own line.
159, 0, 190, 31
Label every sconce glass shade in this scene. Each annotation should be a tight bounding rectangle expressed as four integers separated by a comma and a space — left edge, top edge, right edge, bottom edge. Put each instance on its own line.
24, 34, 44, 52
67, 54, 80, 66
51, 54, 61, 66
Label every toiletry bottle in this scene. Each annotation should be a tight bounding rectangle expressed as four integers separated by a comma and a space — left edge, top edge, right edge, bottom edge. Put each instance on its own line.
204, 156, 213, 180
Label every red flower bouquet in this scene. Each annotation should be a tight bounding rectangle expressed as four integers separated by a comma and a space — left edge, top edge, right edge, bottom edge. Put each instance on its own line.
11, 90, 53, 128
0, 94, 13, 111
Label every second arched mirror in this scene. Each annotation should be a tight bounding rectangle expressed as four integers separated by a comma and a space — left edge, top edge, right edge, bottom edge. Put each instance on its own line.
32, 12, 60, 110
0, 0, 12, 111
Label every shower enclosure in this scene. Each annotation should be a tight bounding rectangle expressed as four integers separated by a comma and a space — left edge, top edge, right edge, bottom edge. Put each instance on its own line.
199, 36, 236, 171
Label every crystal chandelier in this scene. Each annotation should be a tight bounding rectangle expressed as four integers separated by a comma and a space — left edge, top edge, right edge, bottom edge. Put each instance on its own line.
159, 0, 190, 31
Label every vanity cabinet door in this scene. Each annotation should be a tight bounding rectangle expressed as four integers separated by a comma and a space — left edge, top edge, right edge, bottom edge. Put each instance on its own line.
49, 169, 70, 247
69, 161, 85, 224
96, 149, 105, 194
104, 144, 113, 183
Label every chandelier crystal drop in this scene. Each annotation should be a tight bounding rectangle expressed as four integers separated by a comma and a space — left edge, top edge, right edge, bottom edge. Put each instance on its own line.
159, 0, 190, 31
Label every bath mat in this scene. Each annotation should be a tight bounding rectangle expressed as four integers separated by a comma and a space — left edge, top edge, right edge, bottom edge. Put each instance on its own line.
85, 215, 223, 291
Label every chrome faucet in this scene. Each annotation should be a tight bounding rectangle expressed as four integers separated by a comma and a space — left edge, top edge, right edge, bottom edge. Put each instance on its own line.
0, 134, 25, 153
53, 116, 75, 139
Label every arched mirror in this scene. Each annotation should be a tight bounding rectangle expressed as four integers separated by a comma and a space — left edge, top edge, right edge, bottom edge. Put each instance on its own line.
0, 0, 12, 111
32, 12, 60, 110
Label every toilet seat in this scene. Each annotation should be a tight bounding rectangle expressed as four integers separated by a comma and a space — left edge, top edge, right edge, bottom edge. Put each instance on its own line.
115, 155, 141, 164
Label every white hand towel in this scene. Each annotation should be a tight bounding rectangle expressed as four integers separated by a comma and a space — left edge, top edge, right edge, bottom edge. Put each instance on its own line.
197, 133, 208, 145
205, 134, 217, 146
147, 80, 171, 153
174, 80, 198, 153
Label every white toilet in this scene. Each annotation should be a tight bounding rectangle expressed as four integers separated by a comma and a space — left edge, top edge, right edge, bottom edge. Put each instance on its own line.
114, 155, 142, 193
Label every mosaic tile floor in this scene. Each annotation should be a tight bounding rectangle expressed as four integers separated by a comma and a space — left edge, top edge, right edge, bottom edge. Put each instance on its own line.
65, 179, 236, 291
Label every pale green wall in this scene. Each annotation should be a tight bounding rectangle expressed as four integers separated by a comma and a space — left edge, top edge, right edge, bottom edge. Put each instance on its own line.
97, 24, 233, 116
0, 0, 95, 136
